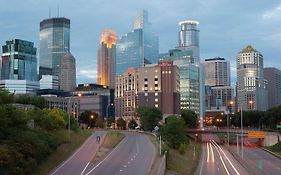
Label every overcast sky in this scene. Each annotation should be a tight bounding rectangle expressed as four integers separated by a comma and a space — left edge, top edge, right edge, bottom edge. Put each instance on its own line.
1, 0, 281, 85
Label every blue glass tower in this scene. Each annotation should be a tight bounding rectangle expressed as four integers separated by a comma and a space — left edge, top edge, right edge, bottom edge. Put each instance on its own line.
116, 10, 159, 75
39, 17, 70, 90
1, 39, 37, 81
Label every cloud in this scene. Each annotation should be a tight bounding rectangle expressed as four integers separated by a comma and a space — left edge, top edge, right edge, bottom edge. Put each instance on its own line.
77, 69, 97, 79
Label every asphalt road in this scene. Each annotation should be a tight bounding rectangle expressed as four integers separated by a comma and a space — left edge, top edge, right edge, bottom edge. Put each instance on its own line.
83, 132, 155, 175
198, 134, 248, 175
237, 147, 281, 175
49, 131, 106, 175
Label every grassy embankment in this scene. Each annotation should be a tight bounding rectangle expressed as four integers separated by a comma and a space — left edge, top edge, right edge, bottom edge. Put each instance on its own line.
32, 129, 92, 175
267, 141, 281, 156
167, 140, 201, 175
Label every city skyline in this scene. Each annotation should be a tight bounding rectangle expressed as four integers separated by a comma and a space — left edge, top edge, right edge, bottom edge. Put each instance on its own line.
0, 1, 281, 84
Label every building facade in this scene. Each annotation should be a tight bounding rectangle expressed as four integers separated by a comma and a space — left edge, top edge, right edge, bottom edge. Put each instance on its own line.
39, 75, 59, 90
204, 57, 233, 112
177, 20, 200, 61
0, 39, 39, 94
116, 10, 159, 75
97, 29, 117, 89
60, 52, 76, 91
204, 57, 230, 87
236, 45, 268, 111
264, 67, 281, 108
115, 61, 180, 122
39, 17, 71, 90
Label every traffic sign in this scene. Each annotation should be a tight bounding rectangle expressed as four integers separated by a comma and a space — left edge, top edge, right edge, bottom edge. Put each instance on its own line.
277, 125, 281, 129
248, 131, 266, 139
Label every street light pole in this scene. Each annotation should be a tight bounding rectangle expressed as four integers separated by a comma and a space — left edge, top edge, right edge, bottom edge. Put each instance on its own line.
241, 103, 244, 159
68, 96, 73, 141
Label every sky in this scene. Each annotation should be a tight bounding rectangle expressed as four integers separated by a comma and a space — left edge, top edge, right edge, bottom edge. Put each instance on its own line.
1, 0, 281, 86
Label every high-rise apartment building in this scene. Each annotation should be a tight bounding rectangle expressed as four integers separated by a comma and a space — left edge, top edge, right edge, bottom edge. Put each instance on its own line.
115, 61, 180, 122
204, 57, 233, 112
39, 17, 71, 91
204, 57, 230, 87
264, 67, 281, 108
116, 10, 159, 75
97, 29, 117, 89
236, 45, 268, 111
60, 52, 76, 92
0, 39, 39, 94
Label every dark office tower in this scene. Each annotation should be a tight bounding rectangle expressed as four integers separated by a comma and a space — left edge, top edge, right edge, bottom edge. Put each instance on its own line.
178, 20, 200, 61
97, 29, 117, 89
39, 17, 70, 90
116, 10, 159, 75
0, 39, 39, 94
60, 52, 76, 92
264, 67, 281, 108
1, 39, 37, 81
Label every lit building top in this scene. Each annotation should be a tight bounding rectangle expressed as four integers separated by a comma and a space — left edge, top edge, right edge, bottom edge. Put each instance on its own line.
178, 20, 199, 26
100, 29, 118, 48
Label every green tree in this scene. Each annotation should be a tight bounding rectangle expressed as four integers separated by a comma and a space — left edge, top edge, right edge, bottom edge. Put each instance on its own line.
14, 94, 47, 109
128, 118, 138, 129
79, 110, 98, 126
117, 117, 126, 130
265, 105, 281, 129
138, 106, 162, 131
0, 90, 14, 104
181, 109, 197, 128
95, 117, 104, 128
160, 116, 188, 149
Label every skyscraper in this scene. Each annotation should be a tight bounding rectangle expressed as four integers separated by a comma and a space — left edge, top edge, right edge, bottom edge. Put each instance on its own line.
116, 10, 159, 75
204, 57, 233, 112
97, 29, 117, 89
0, 39, 39, 94
60, 52, 76, 92
264, 67, 281, 108
39, 17, 71, 90
178, 20, 200, 61
160, 20, 204, 121
236, 45, 268, 111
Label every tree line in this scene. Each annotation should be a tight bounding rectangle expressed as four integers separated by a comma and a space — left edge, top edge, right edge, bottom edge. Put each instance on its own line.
0, 90, 78, 175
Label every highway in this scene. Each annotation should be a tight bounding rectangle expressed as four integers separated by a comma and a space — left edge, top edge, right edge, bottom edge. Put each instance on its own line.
83, 132, 155, 175
229, 146, 281, 175
49, 131, 106, 175
198, 134, 249, 175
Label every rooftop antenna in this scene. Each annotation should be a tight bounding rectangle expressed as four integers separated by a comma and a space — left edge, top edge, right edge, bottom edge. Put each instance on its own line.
49, 7, 51, 18
57, 5, 60, 17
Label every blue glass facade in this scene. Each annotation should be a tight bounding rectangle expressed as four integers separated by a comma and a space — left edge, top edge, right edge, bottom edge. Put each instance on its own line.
39, 18, 70, 79
116, 10, 158, 75
160, 49, 200, 114
1, 39, 37, 81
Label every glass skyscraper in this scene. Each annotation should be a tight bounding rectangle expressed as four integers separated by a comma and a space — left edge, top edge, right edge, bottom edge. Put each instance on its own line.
97, 29, 117, 89
0, 39, 39, 94
1, 39, 37, 81
116, 10, 159, 75
39, 17, 70, 90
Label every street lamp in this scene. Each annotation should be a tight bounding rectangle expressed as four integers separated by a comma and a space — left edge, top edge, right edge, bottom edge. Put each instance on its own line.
90, 115, 94, 128
67, 93, 82, 141
240, 103, 244, 159
249, 100, 253, 110
106, 103, 114, 118
227, 100, 234, 146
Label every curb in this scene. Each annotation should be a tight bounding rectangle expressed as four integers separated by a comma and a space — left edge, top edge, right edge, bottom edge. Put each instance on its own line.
261, 148, 281, 159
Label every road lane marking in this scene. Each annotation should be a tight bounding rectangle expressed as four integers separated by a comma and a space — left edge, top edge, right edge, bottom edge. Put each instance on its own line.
84, 136, 127, 175
199, 144, 205, 175
50, 133, 97, 175
207, 142, 210, 163
81, 162, 90, 175
209, 142, 215, 163
211, 140, 240, 175
211, 141, 230, 175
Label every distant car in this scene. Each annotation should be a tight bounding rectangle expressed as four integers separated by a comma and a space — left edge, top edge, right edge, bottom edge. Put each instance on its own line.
135, 126, 140, 130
